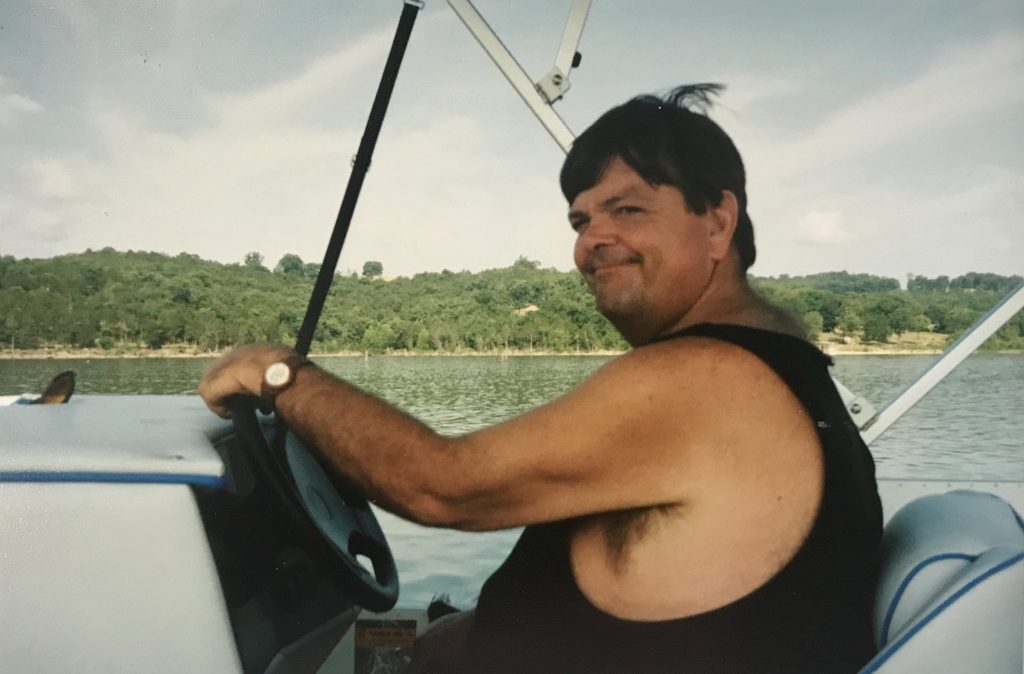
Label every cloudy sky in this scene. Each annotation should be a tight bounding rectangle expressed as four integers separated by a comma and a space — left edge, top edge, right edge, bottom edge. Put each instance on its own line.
2, 0, 1022, 280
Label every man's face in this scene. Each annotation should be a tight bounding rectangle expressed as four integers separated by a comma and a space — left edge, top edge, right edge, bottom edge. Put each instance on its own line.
568, 157, 721, 343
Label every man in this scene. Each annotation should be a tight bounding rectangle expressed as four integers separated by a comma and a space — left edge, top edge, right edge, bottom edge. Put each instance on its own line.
200, 84, 882, 672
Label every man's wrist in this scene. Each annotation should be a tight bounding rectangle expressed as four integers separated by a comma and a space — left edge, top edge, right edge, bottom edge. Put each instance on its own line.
259, 352, 314, 413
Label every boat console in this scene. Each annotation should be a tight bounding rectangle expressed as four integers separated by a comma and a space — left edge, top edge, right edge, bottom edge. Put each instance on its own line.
0, 395, 384, 673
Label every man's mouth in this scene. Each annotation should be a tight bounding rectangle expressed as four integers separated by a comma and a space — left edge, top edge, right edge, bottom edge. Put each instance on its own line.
584, 250, 642, 275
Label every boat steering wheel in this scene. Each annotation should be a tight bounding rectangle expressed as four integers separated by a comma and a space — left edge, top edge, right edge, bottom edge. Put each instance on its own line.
228, 396, 399, 612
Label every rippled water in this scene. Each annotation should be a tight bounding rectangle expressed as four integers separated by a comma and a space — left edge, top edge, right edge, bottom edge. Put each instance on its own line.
829, 355, 1024, 483
2, 353, 1022, 605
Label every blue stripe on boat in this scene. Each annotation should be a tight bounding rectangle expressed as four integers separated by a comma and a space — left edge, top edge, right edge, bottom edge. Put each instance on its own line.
0, 471, 225, 488
863, 551, 1024, 673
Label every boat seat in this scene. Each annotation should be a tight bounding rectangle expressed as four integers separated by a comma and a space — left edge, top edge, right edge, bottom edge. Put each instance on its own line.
858, 490, 1024, 674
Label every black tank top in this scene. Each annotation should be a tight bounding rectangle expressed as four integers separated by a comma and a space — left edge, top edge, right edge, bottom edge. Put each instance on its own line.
451, 323, 882, 673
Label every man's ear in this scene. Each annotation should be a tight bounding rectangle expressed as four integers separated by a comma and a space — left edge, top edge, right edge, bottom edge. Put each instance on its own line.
708, 191, 739, 262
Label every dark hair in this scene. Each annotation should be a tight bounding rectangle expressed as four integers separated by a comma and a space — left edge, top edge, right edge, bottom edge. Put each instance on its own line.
560, 83, 756, 271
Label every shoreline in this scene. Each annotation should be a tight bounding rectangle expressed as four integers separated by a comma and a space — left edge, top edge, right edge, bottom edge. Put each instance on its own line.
2, 350, 1020, 360
2, 340, 1020, 360
0, 347, 627, 360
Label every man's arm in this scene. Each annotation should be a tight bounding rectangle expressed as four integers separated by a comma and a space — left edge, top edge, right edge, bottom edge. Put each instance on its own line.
198, 338, 820, 531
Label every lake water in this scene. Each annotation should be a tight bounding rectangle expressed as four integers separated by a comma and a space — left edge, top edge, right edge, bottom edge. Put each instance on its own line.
2, 354, 1022, 606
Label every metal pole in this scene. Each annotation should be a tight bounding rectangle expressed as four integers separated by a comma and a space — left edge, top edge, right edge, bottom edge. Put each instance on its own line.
294, 0, 424, 355
448, 0, 576, 151
536, 0, 592, 104
861, 279, 1024, 444
553, 0, 592, 77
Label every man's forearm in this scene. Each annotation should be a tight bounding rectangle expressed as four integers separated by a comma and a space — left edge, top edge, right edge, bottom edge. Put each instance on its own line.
275, 364, 457, 526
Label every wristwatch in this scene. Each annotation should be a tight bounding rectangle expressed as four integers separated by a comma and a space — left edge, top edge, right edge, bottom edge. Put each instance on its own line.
260, 354, 313, 413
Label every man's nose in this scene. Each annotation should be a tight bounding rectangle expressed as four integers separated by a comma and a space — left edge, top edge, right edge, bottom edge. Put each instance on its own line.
578, 213, 618, 248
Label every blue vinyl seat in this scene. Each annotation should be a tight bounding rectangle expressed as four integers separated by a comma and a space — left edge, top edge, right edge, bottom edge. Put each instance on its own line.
859, 490, 1024, 674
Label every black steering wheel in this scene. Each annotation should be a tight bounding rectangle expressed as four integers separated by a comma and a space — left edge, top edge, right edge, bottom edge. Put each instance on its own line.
228, 396, 399, 612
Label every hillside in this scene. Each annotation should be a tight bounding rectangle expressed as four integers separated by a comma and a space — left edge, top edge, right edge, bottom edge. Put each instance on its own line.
1, 250, 1021, 355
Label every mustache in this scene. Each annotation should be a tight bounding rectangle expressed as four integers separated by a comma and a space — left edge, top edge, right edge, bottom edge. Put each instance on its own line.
583, 248, 643, 274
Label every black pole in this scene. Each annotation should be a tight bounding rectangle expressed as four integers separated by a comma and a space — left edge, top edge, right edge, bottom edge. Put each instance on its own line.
294, 1, 423, 356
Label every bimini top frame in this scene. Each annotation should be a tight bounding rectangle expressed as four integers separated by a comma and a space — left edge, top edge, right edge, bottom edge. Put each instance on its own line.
447, 0, 1024, 445
861, 279, 1024, 444
448, 0, 589, 152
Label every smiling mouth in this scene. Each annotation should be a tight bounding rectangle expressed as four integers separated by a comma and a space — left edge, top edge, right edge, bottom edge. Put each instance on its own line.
591, 263, 635, 276
584, 251, 642, 275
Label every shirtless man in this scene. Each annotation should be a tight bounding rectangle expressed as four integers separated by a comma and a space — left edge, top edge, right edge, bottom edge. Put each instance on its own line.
200, 85, 881, 672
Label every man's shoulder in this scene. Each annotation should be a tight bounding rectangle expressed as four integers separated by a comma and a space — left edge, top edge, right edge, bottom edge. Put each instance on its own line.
608, 326, 821, 431
594, 337, 797, 432
622, 324, 793, 374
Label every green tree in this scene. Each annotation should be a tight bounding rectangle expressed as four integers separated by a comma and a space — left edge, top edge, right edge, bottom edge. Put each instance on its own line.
802, 311, 824, 340
362, 260, 384, 278
862, 306, 892, 343
513, 256, 541, 270
869, 293, 919, 336
361, 320, 396, 352
414, 327, 432, 350
836, 303, 863, 340
945, 306, 980, 333
243, 252, 265, 269
908, 275, 949, 293
910, 314, 932, 332
275, 254, 304, 275
950, 272, 1022, 292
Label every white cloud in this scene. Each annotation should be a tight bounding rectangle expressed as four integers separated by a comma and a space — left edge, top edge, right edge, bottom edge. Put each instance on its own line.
730, 33, 1024, 277
753, 161, 1024, 279
861, 165, 1024, 275
0, 75, 44, 127
22, 159, 84, 200
206, 26, 393, 129
770, 35, 1024, 179
795, 210, 854, 245
716, 74, 803, 113
0, 201, 70, 245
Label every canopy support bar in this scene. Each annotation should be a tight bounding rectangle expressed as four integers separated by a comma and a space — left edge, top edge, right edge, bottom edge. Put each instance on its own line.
448, 0, 578, 152
537, 0, 592, 104
861, 279, 1024, 444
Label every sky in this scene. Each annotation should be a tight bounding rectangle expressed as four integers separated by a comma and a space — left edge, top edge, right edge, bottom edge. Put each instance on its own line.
2, 0, 1022, 281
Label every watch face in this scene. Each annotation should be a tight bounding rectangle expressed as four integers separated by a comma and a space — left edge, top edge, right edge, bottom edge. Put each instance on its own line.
265, 362, 291, 388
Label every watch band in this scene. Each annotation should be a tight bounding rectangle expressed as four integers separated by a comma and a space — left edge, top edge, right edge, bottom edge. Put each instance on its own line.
259, 354, 313, 413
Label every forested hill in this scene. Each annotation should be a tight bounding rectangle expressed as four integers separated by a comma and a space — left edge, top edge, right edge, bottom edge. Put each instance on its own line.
1, 249, 1021, 353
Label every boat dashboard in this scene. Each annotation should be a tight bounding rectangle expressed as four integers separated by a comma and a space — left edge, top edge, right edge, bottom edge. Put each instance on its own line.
0, 395, 379, 673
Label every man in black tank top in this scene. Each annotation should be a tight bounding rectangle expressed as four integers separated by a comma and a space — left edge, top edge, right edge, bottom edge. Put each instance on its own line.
200, 84, 882, 673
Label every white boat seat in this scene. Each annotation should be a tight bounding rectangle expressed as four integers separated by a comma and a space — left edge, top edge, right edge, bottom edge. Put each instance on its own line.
858, 490, 1024, 674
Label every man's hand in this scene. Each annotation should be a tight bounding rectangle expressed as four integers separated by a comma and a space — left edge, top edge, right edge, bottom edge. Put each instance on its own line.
198, 343, 296, 418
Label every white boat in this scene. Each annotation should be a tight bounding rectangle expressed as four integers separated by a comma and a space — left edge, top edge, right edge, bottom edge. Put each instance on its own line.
2, 2, 1022, 672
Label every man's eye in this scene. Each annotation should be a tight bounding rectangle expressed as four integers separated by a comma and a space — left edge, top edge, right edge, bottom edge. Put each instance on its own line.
570, 219, 587, 232
617, 205, 642, 215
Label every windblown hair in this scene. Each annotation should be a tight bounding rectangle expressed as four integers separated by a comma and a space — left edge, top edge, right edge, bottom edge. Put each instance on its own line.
560, 83, 756, 271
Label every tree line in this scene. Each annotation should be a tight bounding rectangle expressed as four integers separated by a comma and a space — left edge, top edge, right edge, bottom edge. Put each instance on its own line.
0, 249, 1021, 353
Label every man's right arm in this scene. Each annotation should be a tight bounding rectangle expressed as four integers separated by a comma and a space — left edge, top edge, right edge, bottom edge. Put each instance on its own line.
199, 337, 821, 534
